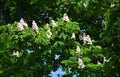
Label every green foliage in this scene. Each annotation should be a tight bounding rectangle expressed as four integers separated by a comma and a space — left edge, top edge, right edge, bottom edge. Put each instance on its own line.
0, 0, 120, 77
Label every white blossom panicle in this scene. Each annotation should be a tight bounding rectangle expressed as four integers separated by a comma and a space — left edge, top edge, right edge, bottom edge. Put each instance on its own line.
47, 28, 52, 39
83, 36, 87, 45
97, 60, 101, 64
103, 57, 109, 63
63, 13, 70, 22
110, 4, 115, 8
20, 18, 24, 23
78, 58, 85, 69
86, 35, 92, 45
20, 18, 28, 29
23, 22, 28, 29
13, 51, 20, 57
82, 33, 92, 45
51, 20, 57, 27
32, 20, 39, 33
71, 33, 76, 40
17, 22, 24, 31
76, 45, 80, 53
103, 57, 107, 63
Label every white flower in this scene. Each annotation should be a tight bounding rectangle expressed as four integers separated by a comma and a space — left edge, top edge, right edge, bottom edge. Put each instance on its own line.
71, 33, 76, 40
32, 20, 39, 33
86, 35, 92, 45
83, 37, 87, 45
47, 28, 52, 38
63, 13, 70, 22
76, 45, 80, 53
51, 20, 57, 27
78, 58, 85, 69
103, 57, 109, 63
20, 18, 24, 23
13, 51, 20, 57
82, 33, 92, 45
110, 4, 115, 8
97, 60, 101, 64
20, 18, 28, 29
17, 22, 24, 31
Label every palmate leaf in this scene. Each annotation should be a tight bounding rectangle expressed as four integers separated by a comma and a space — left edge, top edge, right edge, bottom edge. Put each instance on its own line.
53, 41, 65, 48
61, 57, 77, 67
82, 57, 91, 63
58, 32, 68, 40
69, 49, 75, 56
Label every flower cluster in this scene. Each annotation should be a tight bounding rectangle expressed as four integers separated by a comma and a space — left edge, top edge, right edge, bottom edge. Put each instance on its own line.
76, 45, 80, 53
17, 18, 39, 33
79, 33, 92, 45
70, 32, 92, 45
83, 35, 92, 45
63, 13, 70, 22
47, 28, 52, 39
12, 51, 20, 57
20, 18, 28, 29
103, 57, 109, 63
97, 57, 109, 65
71, 32, 76, 40
17, 22, 24, 31
76, 46, 85, 69
78, 58, 85, 69
17, 18, 28, 31
51, 19, 57, 27
32, 20, 39, 33
46, 13, 70, 38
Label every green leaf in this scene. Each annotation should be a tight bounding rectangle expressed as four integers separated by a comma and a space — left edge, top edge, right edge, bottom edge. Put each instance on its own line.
95, 46, 102, 50
69, 49, 75, 55
82, 57, 91, 63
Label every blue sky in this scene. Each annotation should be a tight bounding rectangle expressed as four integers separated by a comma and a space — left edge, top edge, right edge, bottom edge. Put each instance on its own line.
49, 65, 77, 77
50, 66, 66, 77
27, 50, 77, 77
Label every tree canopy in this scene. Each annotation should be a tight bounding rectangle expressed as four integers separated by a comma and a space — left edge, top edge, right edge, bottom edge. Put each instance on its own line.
0, 0, 120, 77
